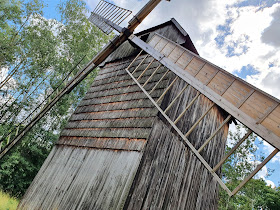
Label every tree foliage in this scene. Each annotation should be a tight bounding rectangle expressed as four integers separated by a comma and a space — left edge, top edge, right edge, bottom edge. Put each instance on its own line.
219, 125, 280, 209
0, 0, 112, 197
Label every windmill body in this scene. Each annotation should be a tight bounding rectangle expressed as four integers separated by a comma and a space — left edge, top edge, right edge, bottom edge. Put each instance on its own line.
18, 19, 228, 209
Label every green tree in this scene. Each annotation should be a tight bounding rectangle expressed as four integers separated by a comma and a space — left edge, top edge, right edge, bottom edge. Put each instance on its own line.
0, 0, 112, 197
218, 125, 280, 209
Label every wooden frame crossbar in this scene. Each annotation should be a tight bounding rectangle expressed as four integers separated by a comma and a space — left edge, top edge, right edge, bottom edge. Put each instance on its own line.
164, 83, 189, 113
124, 55, 233, 196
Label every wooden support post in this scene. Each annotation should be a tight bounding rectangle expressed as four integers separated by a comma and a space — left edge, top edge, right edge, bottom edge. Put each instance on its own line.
137, 59, 155, 80
231, 148, 279, 196
156, 76, 178, 103
142, 64, 162, 87
213, 130, 252, 172
164, 83, 189, 113
185, 103, 215, 137
174, 93, 200, 124
198, 115, 232, 153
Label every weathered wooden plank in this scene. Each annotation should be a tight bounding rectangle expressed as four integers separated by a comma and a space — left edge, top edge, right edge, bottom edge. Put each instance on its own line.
161, 42, 176, 57
20, 146, 142, 209
84, 80, 166, 99
88, 68, 167, 93
207, 71, 235, 95
184, 57, 205, 76
70, 107, 158, 121
58, 137, 146, 151
262, 104, 280, 137
65, 117, 154, 129
240, 91, 276, 121
223, 80, 253, 107
75, 98, 154, 113
148, 34, 162, 47
91, 67, 165, 87
79, 89, 163, 106
169, 46, 185, 63
154, 38, 169, 52
195, 64, 219, 85
61, 127, 151, 139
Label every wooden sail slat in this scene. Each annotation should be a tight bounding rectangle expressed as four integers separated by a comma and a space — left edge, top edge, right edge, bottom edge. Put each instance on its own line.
129, 33, 280, 150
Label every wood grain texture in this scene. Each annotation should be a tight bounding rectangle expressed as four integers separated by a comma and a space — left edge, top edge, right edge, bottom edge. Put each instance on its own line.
18, 146, 142, 209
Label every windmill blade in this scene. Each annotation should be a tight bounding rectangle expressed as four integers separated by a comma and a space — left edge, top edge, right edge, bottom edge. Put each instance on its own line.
120, 33, 279, 196
0, 0, 163, 159
88, 0, 132, 34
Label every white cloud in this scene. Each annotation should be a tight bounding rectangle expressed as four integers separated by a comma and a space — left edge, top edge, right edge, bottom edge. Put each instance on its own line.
262, 141, 280, 163
255, 163, 276, 188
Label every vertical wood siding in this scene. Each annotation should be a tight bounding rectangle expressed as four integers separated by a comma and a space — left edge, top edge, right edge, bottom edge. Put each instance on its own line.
124, 79, 229, 210
19, 22, 229, 210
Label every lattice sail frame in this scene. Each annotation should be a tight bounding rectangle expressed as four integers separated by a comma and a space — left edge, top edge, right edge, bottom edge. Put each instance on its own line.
120, 33, 280, 197
88, 0, 132, 34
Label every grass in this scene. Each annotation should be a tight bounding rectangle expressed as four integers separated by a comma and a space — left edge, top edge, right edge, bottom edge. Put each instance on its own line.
0, 190, 19, 210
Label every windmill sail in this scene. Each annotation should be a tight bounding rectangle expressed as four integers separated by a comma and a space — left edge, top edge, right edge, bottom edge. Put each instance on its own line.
88, 0, 132, 34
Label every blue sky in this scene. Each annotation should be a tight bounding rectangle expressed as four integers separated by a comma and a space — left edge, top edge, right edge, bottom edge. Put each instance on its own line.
42, 0, 280, 188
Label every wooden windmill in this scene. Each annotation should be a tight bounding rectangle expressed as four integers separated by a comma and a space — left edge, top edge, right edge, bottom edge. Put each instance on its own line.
2, 0, 278, 209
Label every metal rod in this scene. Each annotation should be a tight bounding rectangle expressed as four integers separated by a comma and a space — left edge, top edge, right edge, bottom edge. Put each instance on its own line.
149, 69, 170, 94
164, 83, 189, 113
174, 93, 200, 124
198, 115, 232, 153
213, 129, 252, 172
231, 148, 279, 196
137, 59, 155, 80
143, 64, 162, 87
156, 76, 178, 103
185, 103, 215, 137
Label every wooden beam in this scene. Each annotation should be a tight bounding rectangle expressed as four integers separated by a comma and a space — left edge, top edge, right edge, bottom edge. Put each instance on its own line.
231, 148, 279, 196
185, 103, 214, 137
156, 76, 178, 103
164, 84, 189, 113
137, 59, 155, 80
213, 130, 252, 172
174, 93, 200, 124
198, 115, 232, 153
143, 64, 162, 87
